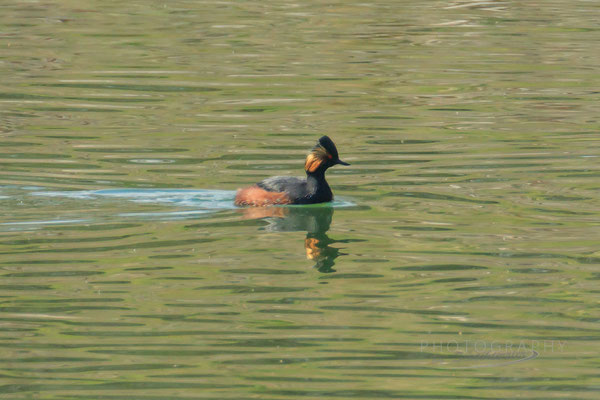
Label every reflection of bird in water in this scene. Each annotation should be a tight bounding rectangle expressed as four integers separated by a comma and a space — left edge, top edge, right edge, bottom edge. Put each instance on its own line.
239, 206, 341, 273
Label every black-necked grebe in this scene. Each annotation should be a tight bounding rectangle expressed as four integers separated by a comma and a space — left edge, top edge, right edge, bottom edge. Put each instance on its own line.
234, 136, 350, 206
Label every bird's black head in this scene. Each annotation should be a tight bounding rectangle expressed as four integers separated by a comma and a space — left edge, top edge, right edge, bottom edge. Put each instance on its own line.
305, 135, 350, 173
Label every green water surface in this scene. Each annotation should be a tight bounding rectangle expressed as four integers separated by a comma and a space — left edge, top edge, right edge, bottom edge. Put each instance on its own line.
1, 1, 600, 399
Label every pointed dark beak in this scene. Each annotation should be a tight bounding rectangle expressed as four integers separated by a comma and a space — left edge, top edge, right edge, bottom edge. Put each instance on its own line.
336, 159, 350, 166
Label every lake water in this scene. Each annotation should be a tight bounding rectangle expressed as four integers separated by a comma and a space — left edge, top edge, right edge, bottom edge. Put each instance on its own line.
1, 1, 600, 398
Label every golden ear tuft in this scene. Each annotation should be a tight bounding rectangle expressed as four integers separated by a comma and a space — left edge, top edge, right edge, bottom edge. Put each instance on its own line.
305, 153, 323, 172
304, 144, 330, 172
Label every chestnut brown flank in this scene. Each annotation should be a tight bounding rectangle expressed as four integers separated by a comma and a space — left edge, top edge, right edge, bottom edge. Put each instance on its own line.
234, 186, 292, 207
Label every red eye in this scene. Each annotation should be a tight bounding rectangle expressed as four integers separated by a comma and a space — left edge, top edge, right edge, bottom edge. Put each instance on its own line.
327, 154, 332, 159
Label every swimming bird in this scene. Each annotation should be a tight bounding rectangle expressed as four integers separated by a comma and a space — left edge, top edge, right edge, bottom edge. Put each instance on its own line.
234, 136, 350, 206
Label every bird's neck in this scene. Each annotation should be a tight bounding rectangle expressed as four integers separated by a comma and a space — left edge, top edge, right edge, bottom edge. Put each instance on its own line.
306, 170, 332, 200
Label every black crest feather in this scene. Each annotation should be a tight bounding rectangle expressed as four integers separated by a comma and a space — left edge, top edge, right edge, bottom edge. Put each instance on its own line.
315, 135, 339, 159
